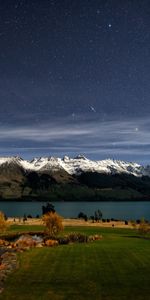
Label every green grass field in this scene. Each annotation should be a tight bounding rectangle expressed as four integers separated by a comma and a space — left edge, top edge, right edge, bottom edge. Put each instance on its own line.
1, 226, 150, 300
8, 224, 44, 233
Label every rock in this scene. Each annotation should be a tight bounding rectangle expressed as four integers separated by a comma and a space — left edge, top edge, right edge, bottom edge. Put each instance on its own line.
45, 239, 58, 247
0, 287, 4, 294
36, 243, 43, 248
88, 234, 103, 242
0, 251, 18, 293
14, 235, 37, 249
0, 240, 9, 247
94, 234, 102, 240
7, 245, 13, 249
32, 235, 43, 243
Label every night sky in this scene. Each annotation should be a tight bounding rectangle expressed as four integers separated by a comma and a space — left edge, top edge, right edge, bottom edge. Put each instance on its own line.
0, 0, 150, 164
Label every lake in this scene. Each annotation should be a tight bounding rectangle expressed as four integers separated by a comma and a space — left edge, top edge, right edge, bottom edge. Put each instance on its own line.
0, 201, 150, 220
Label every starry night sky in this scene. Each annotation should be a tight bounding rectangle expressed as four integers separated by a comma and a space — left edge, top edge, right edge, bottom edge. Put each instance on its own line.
0, 0, 150, 163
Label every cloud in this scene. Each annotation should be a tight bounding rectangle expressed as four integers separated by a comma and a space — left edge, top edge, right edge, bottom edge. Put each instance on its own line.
0, 116, 150, 161
0, 124, 91, 141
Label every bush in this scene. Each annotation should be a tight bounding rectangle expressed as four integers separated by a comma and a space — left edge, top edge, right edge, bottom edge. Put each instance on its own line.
136, 219, 141, 224
138, 218, 150, 235
43, 212, 63, 237
27, 215, 32, 218
130, 220, 136, 228
67, 233, 88, 243
57, 237, 69, 245
78, 212, 85, 218
0, 211, 9, 234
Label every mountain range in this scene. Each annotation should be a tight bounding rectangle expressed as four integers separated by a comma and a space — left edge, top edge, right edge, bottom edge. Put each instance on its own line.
0, 155, 150, 201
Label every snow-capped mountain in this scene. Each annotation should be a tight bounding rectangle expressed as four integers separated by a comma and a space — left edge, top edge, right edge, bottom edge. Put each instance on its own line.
0, 155, 149, 177
0, 155, 150, 201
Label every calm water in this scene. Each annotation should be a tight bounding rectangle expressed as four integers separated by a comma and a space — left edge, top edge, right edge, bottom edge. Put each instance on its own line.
0, 201, 150, 220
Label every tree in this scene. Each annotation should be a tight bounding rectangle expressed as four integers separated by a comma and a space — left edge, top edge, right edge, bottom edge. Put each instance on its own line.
42, 203, 55, 215
94, 211, 98, 222
0, 211, 8, 234
78, 212, 88, 221
97, 209, 103, 220
23, 214, 27, 223
90, 215, 95, 223
42, 212, 63, 237
94, 209, 103, 222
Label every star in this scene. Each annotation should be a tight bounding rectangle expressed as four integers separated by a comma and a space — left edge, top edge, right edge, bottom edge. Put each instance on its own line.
90, 106, 96, 113
0, 0, 149, 164
135, 127, 139, 132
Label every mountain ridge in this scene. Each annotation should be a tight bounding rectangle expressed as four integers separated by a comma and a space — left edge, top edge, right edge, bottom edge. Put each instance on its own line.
0, 155, 150, 201
0, 155, 149, 177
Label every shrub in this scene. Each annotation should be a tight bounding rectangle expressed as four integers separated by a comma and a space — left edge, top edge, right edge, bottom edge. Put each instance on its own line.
43, 212, 63, 237
136, 219, 141, 224
130, 220, 136, 229
57, 237, 69, 245
0, 211, 9, 234
27, 215, 32, 218
68, 233, 88, 243
138, 218, 150, 235
78, 212, 85, 218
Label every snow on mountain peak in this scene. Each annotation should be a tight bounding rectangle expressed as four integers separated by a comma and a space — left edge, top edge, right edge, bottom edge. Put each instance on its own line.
73, 155, 88, 160
63, 156, 70, 161
24, 156, 145, 177
0, 155, 148, 177
0, 156, 23, 166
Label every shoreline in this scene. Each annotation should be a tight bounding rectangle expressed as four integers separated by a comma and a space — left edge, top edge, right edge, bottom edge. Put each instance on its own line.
7, 217, 137, 229
1, 199, 150, 202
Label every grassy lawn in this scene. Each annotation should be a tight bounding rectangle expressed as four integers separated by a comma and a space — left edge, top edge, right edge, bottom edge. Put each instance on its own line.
1, 227, 150, 300
8, 224, 44, 233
